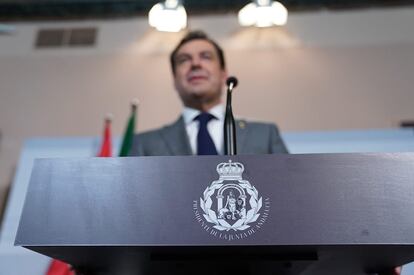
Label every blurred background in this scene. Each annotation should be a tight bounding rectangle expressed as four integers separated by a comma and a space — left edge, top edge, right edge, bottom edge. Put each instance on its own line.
1, 0, 414, 273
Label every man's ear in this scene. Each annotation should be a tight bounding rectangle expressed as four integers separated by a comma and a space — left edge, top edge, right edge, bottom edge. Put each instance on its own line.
173, 73, 181, 93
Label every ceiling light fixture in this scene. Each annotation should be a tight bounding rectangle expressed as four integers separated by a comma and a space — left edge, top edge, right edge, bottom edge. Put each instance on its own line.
238, 0, 288, 28
148, 0, 187, 33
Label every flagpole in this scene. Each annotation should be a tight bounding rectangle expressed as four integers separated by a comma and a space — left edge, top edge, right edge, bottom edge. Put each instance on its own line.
131, 98, 139, 113
105, 113, 113, 123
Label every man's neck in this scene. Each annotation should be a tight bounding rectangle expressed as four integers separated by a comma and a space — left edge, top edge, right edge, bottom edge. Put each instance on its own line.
185, 99, 222, 112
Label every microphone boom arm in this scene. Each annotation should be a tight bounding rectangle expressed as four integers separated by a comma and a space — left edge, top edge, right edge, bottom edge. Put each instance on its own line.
224, 77, 238, 155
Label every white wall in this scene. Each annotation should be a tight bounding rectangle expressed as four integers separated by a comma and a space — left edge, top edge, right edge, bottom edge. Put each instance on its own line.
1, 7, 414, 216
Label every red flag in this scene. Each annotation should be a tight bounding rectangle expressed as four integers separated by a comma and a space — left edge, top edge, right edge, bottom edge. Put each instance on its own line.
46, 260, 74, 275
97, 116, 112, 157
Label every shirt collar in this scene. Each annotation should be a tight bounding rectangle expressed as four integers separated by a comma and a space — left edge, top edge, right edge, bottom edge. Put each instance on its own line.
182, 104, 225, 125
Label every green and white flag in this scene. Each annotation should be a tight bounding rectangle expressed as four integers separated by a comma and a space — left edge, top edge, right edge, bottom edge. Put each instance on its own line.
119, 101, 138, 156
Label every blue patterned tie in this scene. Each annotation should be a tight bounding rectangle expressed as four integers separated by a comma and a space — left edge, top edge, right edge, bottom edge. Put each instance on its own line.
195, 112, 218, 155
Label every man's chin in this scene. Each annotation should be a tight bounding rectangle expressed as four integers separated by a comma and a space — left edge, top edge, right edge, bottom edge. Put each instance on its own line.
187, 86, 210, 95
187, 81, 209, 90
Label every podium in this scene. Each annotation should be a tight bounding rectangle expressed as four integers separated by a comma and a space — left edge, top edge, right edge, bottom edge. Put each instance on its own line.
15, 153, 414, 274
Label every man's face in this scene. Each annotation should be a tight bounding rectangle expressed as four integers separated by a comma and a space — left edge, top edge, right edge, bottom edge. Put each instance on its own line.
173, 39, 227, 110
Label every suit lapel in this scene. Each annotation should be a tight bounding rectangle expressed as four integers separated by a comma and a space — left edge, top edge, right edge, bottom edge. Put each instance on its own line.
160, 116, 192, 155
159, 117, 248, 155
235, 120, 248, 154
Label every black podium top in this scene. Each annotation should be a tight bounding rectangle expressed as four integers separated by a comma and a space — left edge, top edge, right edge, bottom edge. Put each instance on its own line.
15, 153, 414, 274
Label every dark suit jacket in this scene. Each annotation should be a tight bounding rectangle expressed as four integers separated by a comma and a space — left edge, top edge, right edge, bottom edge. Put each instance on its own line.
129, 116, 288, 156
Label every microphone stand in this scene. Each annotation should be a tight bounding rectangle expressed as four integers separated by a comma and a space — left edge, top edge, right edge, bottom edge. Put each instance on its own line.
224, 77, 238, 155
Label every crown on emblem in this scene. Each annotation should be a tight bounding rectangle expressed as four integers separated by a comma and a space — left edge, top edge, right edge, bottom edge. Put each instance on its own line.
216, 160, 244, 179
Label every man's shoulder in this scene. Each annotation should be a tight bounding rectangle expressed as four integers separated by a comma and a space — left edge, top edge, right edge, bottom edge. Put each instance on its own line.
235, 118, 288, 154
134, 117, 182, 139
241, 119, 275, 126
134, 126, 164, 139
236, 118, 280, 131
129, 116, 186, 156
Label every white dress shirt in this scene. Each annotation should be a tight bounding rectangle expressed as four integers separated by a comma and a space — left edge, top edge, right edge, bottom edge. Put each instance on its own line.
182, 104, 225, 155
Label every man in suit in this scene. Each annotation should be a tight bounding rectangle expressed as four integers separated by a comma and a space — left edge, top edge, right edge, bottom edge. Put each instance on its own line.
130, 30, 288, 156
127, 30, 403, 275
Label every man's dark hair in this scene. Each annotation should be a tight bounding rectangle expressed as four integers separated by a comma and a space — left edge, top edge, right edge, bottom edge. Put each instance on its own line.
170, 30, 226, 75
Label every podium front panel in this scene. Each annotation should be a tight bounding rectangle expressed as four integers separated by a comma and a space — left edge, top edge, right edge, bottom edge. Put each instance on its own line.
15, 153, 414, 274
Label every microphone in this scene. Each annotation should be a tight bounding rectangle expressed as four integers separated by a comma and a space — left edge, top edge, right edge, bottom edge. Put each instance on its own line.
224, 76, 239, 155
226, 76, 238, 91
